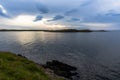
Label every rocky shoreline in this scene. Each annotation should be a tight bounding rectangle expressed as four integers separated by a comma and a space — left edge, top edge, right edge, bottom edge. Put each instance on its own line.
18, 54, 79, 80
42, 60, 79, 80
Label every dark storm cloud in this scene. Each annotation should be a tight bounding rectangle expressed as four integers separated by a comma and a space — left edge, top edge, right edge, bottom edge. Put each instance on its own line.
85, 12, 120, 23
64, 9, 78, 16
106, 13, 120, 16
33, 15, 43, 22
47, 15, 64, 22
36, 4, 49, 14
71, 18, 80, 21
67, 18, 80, 22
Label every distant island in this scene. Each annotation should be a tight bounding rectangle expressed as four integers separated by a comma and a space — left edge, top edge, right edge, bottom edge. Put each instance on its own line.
0, 29, 107, 32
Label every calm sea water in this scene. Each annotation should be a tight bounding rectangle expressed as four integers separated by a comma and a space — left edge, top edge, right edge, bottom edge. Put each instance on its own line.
0, 31, 120, 80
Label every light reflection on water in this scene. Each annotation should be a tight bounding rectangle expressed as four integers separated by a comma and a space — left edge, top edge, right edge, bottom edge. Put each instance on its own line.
16, 32, 64, 44
0, 32, 120, 80
16, 32, 36, 44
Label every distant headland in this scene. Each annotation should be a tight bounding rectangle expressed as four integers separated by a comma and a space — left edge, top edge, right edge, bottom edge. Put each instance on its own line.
0, 29, 108, 32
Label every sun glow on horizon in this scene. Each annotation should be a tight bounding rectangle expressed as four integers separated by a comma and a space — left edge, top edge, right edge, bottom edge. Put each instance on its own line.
0, 15, 66, 30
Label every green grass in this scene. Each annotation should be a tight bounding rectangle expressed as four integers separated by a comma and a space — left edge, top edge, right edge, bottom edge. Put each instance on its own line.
0, 51, 64, 80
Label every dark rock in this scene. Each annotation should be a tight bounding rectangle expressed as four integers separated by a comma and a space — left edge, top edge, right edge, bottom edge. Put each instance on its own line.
17, 54, 26, 58
43, 60, 79, 80
95, 75, 111, 80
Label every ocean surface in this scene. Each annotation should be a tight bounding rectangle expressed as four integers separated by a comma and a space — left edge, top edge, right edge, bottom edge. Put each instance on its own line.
0, 31, 120, 80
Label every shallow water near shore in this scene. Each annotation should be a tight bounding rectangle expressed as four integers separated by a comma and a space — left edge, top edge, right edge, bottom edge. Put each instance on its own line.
0, 31, 120, 80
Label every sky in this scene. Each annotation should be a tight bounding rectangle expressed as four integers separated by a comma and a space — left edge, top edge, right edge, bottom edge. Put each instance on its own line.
0, 0, 120, 30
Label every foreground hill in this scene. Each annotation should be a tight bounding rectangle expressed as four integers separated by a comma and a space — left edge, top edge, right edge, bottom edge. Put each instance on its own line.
0, 51, 64, 80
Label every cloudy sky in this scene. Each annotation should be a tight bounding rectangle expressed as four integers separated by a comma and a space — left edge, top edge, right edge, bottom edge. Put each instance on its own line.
0, 0, 120, 30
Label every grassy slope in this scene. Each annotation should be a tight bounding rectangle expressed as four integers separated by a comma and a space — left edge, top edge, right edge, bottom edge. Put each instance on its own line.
0, 52, 64, 80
